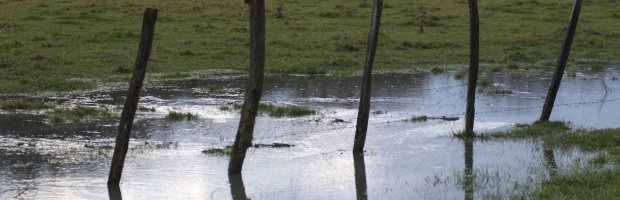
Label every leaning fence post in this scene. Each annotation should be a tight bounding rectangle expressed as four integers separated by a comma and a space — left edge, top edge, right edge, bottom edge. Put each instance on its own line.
228, 0, 265, 174
353, 0, 383, 154
464, 0, 479, 135
540, 0, 583, 122
108, 8, 158, 186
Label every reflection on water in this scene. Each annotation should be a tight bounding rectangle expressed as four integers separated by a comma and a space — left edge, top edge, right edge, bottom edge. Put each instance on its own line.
464, 138, 474, 200
353, 153, 368, 200
543, 142, 558, 177
228, 174, 248, 200
0, 65, 619, 199
107, 185, 122, 200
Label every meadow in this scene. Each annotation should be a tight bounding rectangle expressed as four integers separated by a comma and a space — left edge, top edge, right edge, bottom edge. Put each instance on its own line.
0, 0, 619, 93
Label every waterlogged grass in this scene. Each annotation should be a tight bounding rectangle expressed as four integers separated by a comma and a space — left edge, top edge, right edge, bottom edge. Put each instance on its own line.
202, 147, 232, 157
165, 111, 198, 121
1, 0, 619, 94
482, 121, 620, 199
479, 121, 571, 140
478, 88, 513, 95
0, 99, 54, 110
202, 143, 294, 156
228, 103, 316, 118
47, 106, 111, 124
409, 115, 429, 122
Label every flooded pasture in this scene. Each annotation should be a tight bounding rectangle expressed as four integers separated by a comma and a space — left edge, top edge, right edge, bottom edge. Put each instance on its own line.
1, 65, 619, 199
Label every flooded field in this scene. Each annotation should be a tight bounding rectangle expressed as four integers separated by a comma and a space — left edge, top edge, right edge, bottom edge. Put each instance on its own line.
1, 65, 619, 199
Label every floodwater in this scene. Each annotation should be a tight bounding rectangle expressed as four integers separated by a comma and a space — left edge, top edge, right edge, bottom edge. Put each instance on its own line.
1, 65, 619, 199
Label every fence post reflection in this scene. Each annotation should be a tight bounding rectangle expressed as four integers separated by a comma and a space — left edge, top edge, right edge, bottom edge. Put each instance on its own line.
353, 153, 368, 200
464, 138, 474, 200
543, 142, 558, 177
228, 174, 249, 200
107, 185, 122, 200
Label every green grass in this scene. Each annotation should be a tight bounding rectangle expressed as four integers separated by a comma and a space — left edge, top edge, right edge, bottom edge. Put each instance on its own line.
47, 106, 111, 124
138, 106, 156, 112
165, 111, 198, 121
202, 146, 232, 156
453, 69, 467, 79
478, 88, 513, 95
0, 99, 54, 110
1, 0, 619, 94
409, 115, 429, 122
482, 121, 620, 199
229, 103, 316, 118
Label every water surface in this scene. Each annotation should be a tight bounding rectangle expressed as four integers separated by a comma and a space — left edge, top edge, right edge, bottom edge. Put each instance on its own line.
1, 66, 619, 199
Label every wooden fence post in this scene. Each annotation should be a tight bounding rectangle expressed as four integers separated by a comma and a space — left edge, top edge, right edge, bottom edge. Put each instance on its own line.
108, 8, 158, 186
540, 0, 583, 121
228, 0, 266, 174
464, 0, 479, 135
353, 0, 383, 154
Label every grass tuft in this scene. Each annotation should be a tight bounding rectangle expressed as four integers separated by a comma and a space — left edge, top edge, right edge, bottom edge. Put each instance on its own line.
226, 103, 316, 118
47, 106, 111, 124
410, 115, 428, 122
165, 111, 198, 121
1, 100, 54, 110
202, 146, 232, 156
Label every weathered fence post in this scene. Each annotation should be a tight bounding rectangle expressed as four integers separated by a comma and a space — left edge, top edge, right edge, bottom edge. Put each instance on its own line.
108, 8, 158, 186
353, 0, 383, 154
353, 153, 368, 200
464, 0, 479, 135
540, 0, 583, 121
228, 0, 265, 174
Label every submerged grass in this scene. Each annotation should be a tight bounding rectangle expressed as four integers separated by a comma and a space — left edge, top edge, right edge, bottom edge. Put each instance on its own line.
202, 146, 232, 156
202, 142, 294, 156
165, 111, 198, 121
0, 99, 54, 110
409, 115, 429, 122
1, 0, 619, 94
482, 121, 620, 199
229, 103, 316, 118
47, 106, 111, 124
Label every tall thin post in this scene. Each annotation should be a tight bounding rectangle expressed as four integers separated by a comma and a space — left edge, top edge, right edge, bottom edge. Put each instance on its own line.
108, 8, 158, 186
228, 0, 265, 174
353, 0, 383, 154
540, 0, 583, 121
464, 0, 479, 135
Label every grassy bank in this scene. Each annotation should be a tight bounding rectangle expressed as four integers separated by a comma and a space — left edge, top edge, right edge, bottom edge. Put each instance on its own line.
1, 0, 619, 94
483, 122, 620, 199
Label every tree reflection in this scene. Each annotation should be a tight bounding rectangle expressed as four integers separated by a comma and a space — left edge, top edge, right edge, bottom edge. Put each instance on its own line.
228, 173, 249, 200
107, 184, 122, 200
353, 153, 368, 200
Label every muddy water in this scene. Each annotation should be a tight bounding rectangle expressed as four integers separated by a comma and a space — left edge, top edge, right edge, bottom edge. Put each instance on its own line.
1, 66, 619, 199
